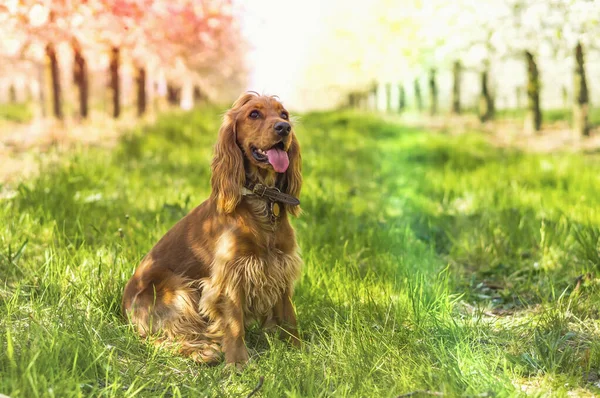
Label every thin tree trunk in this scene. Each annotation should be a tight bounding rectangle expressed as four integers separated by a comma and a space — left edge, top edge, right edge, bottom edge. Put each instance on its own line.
193, 85, 203, 104
8, 85, 17, 103
166, 83, 181, 106
398, 84, 406, 111
414, 78, 422, 112
385, 83, 392, 112
136, 66, 146, 117
45, 44, 63, 120
428, 68, 437, 116
479, 65, 494, 122
109, 46, 120, 118
573, 41, 589, 137
371, 82, 378, 111
72, 41, 89, 119
524, 51, 541, 134
452, 60, 462, 114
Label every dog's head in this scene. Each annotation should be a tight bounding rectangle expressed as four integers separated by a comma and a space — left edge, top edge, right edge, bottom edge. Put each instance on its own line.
211, 92, 302, 215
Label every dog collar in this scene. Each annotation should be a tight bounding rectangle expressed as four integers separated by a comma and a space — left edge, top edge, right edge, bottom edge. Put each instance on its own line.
242, 181, 300, 206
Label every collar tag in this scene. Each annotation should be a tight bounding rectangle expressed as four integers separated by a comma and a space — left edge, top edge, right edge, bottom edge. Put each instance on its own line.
271, 202, 281, 217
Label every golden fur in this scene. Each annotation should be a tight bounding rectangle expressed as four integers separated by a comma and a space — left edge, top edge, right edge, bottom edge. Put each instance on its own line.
122, 93, 303, 366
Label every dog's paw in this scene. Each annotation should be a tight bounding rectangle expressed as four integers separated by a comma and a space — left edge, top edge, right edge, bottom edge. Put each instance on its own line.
224, 346, 249, 371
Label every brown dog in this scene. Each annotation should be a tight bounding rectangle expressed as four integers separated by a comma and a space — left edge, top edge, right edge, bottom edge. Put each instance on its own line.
122, 92, 302, 366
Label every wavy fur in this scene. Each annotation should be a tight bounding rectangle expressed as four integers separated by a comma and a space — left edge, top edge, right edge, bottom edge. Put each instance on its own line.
122, 93, 303, 366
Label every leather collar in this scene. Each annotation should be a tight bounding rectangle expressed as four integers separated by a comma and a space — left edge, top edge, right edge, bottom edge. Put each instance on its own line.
242, 180, 300, 206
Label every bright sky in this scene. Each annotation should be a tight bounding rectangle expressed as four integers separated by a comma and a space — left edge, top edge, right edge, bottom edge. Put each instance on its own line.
235, 0, 331, 110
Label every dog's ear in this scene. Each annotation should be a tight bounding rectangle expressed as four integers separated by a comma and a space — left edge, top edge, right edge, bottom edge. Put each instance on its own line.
210, 92, 258, 213
284, 134, 302, 216
210, 112, 245, 214
210, 91, 258, 214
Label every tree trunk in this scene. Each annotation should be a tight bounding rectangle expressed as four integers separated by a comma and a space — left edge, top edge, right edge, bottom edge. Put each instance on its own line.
8, 85, 17, 103
524, 51, 541, 134
452, 60, 461, 114
398, 84, 406, 111
193, 85, 204, 104
72, 42, 89, 119
385, 83, 392, 112
428, 68, 437, 116
573, 41, 589, 137
371, 82, 378, 111
136, 66, 146, 117
414, 78, 422, 112
166, 83, 181, 106
45, 44, 63, 120
109, 46, 120, 118
478, 65, 494, 122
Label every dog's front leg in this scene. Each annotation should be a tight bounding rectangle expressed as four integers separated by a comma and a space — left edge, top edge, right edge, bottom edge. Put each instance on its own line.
273, 289, 301, 347
221, 290, 249, 366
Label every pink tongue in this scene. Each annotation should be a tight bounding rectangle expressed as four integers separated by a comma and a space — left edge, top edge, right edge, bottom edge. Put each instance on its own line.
266, 148, 289, 173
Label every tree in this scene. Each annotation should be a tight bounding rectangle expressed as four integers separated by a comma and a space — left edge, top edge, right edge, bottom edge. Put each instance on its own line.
550, 0, 600, 138
524, 50, 541, 134
428, 68, 437, 116
451, 60, 461, 114
479, 62, 494, 122
0, 0, 247, 120
136, 65, 146, 116
414, 78, 423, 112
573, 41, 589, 136
72, 39, 88, 119
45, 43, 63, 120
398, 84, 406, 111
385, 83, 392, 112
109, 46, 120, 118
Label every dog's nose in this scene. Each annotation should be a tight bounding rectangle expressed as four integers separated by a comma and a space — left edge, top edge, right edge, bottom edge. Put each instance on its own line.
274, 121, 291, 136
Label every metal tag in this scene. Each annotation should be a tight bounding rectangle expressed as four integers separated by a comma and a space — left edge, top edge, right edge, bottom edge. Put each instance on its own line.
271, 202, 280, 217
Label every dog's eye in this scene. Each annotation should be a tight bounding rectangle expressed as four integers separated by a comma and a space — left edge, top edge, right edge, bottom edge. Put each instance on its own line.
249, 110, 260, 119
281, 112, 289, 120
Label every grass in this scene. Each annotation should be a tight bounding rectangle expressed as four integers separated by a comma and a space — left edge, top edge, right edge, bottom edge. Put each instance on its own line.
1, 106, 600, 397
0, 102, 34, 124
495, 107, 600, 126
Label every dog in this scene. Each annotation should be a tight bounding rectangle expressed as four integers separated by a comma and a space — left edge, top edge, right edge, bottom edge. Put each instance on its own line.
122, 92, 303, 366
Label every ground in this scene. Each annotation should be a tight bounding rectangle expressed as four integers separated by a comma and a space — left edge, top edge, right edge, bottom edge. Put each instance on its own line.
1, 107, 600, 397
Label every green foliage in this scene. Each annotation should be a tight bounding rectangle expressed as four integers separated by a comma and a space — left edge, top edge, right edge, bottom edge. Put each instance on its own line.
1, 108, 600, 396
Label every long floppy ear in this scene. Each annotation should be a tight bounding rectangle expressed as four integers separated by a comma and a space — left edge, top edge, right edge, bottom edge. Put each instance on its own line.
210, 112, 245, 214
210, 92, 259, 213
284, 134, 302, 217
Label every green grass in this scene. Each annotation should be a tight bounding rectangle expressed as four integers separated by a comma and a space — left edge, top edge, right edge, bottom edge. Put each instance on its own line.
0, 102, 34, 123
2, 107, 600, 397
495, 107, 600, 126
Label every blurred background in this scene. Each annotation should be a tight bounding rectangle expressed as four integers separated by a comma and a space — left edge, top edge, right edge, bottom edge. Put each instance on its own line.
1, 0, 599, 146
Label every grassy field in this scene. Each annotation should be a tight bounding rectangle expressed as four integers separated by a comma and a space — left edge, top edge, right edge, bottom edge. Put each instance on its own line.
0, 103, 34, 124
1, 107, 600, 397
495, 107, 600, 126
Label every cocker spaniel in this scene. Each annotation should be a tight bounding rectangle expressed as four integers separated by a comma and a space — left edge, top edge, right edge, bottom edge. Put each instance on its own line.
122, 92, 302, 366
